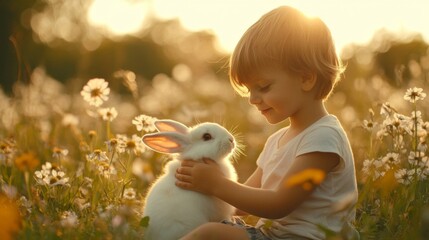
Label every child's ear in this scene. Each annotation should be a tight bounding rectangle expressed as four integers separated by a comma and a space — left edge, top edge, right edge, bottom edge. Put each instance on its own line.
301, 73, 317, 92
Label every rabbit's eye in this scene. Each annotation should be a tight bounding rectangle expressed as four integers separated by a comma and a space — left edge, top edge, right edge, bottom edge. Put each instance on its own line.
202, 133, 212, 141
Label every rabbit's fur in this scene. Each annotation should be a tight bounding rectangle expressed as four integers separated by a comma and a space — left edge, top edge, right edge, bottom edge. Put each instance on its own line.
142, 119, 238, 240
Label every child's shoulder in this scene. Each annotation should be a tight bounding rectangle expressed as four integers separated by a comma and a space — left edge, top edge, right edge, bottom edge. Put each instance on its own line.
298, 115, 349, 145
306, 115, 344, 134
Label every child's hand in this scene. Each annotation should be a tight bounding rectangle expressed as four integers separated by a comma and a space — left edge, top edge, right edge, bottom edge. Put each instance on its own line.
175, 158, 225, 195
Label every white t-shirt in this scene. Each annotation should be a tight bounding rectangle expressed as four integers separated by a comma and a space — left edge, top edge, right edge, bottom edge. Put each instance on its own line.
255, 115, 358, 240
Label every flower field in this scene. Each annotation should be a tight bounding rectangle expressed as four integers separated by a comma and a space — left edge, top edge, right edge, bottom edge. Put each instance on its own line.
356, 87, 429, 239
1, 63, 429, 239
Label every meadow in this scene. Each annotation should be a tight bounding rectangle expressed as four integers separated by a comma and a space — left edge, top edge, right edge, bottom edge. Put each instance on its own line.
1, 56, 429, 240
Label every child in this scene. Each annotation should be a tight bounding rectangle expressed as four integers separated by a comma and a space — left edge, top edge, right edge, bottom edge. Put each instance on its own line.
175, 5, 358, 240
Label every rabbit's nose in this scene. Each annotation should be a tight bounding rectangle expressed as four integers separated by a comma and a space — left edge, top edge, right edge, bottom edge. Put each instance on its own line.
229, 138, 235, 147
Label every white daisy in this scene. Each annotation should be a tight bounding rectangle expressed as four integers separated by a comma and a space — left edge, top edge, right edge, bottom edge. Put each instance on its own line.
132, 114, 157, 132
363, 119, 376, 131
116, 134, 146, 155
382, 152, 400, 166
97, 161, 117, 178
34, 163, 70, 187
80, 78, 110, 107
86, 149, 109, 162
98, 107, 118, 122
362, 158, 385, 180
404, 87, 426, 103
395, 168, 415, 185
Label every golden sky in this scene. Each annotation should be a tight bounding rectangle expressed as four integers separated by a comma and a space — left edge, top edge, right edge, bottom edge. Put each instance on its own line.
87, 0, 429, 54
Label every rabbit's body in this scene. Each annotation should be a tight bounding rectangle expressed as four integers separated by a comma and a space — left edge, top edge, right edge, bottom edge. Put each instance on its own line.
141, 120, 238, 240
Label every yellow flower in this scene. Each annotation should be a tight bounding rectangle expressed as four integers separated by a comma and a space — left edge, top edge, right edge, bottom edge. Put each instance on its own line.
14, 152, 40, 172
284, 169, 326, 191
0, 194, 22, 240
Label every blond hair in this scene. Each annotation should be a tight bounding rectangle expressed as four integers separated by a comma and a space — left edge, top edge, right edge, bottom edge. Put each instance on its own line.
229, 6, 344, 100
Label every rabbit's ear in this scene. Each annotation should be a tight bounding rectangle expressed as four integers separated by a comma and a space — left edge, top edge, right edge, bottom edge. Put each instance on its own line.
142, 132, 189, 153
154, 120, 188, 134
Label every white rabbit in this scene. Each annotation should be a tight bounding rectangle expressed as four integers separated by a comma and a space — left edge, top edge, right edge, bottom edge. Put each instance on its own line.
141, 119, 238, 240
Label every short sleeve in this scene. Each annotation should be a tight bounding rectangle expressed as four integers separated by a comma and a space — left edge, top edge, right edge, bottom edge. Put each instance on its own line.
296, 126, 343, 159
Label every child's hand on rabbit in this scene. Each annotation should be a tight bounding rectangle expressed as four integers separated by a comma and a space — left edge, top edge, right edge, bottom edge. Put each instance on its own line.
176, 158, 226, 195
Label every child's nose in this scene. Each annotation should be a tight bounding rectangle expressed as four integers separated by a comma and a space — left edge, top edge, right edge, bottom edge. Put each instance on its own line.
248, 91, 261, 105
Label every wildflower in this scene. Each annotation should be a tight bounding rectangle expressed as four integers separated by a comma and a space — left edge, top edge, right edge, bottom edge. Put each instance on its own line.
362, 158, 386, 180
116, 134, 146, 155
411, 111, 423, 123
408, 151, 428, 168
105, 138, 119, 152
395, 168, 415, 185
382, 152, 400, 166
44, 170, 69, 186
34, 162, 69, 187
284, 169, 325, 191
382, 113, 412, 136
132, 114, 158, 132
123, 188, 136, 200
0, 194, 22, 240
52, 147, 69, 159
86, 150, 117, 177
363, 119, 376, 131
60, 211, 79, 228
14, 152, 40, 172
404, 87, 426, 103
46, 170, 69, 186
380, 102, 396, 117
98, 107, 118, 122
17, 196, 32, 214
80, 78, 110, 107
86, 149, 109, 162
88, 130, 97, 139
97, 161, 117, 178
62, 114, 79, 127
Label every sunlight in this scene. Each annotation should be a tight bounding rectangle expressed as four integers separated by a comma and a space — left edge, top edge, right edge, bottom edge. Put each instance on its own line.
84, 0, 429, 53
152, 0, 429, 53
152, 0, 282, 52
87, 0, 149, 35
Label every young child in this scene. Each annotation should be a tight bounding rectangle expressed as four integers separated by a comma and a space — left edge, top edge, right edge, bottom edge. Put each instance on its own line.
175, 5, 358, 240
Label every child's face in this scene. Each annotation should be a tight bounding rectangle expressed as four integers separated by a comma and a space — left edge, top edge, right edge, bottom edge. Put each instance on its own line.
244, 68, 306, 124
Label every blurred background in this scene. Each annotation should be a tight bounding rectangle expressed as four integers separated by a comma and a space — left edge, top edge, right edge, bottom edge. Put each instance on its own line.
1, 0, 429, 180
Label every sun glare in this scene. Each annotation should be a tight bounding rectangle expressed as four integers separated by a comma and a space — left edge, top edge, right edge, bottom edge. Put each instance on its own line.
152, 0, 429, 53
87, 0, 149, 35
85, 0, 429, 53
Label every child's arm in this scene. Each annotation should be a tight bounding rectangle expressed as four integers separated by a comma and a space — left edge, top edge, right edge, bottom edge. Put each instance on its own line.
234, 167, 262, 216
176, 152, 339, 219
